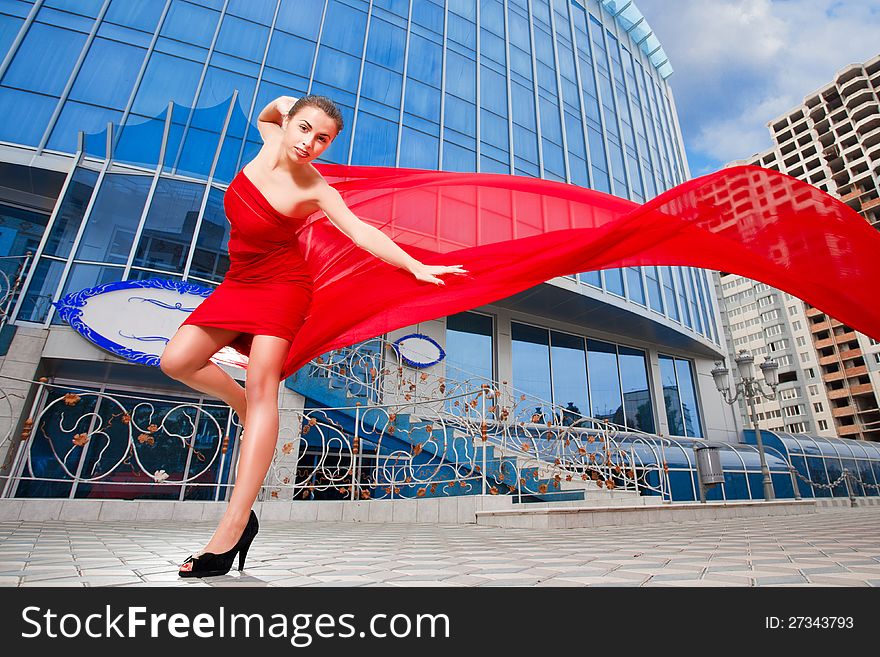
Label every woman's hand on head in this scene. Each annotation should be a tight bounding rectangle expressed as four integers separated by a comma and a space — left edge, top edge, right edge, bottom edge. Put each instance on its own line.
277, 96, 299, 118
410, 263, 469, 286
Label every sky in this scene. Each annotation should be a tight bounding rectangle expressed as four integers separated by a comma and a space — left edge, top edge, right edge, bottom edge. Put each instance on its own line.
634, 0, 880, 176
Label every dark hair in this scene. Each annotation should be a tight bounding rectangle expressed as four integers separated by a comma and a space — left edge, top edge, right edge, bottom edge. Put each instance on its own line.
287, 94, 344, 135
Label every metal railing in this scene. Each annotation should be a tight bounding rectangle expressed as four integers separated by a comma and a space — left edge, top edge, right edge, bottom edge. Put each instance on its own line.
0, 252, 33, 331
2, 335, 877, 504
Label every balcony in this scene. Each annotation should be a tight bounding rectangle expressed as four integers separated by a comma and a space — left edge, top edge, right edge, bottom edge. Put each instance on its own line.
839, 74, 869, 97
855, 111, 880, 135
827, 388, 849, 400
805, 306, 825, 318
836, 65, 865, 87
843, 364, 869, 377
861, 125, 880, 148
848, 383, 877, 396
823, 370, 844, 383
844, 88, 875, 112
862, 197, 880, 211
833, 330, 857, 342
832, 405, 856, 418
814, 337, 835, 350
838, 424, 862, 437
819, 354, 839, 367
838, 347, 863, 361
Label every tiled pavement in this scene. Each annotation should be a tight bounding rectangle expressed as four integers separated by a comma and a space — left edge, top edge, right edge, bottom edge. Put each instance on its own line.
1, 507, 879, 587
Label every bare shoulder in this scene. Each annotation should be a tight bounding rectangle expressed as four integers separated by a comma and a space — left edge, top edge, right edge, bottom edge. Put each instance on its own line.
309, 170, 340, 204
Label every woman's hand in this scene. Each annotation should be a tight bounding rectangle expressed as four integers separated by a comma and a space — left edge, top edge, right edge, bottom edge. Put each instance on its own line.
410, 263, 469, 286
276, 95, 299, 117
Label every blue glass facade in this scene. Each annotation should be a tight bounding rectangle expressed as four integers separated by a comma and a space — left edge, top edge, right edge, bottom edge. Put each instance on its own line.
0, 0, 721, 440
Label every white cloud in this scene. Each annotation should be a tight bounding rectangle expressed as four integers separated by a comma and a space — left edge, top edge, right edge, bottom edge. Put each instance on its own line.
634, 0, 880, 173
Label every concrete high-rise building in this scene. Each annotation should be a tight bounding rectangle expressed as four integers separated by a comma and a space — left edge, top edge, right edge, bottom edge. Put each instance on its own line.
716, 274, 835, 437
726, 53, 880, 442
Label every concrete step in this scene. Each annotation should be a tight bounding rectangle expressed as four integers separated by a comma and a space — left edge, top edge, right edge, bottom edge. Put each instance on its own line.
516, 495, 663, 508
476, 499, 819, 529
0, 495, 517, 525
815, 496, 880, 510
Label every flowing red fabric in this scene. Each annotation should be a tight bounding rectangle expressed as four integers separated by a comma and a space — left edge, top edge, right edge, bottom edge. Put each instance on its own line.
269, 163, 880, 378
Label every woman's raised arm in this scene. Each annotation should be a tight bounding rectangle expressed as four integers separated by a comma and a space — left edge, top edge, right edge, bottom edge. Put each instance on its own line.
256, 96, 299, 142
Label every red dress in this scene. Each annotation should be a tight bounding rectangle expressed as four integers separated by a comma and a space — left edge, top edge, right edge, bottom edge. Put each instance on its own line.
181, 169, 314, 358
185, 164, 880, 380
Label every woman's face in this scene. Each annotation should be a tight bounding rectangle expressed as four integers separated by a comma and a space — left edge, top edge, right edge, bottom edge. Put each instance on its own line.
281, 106, 338, 164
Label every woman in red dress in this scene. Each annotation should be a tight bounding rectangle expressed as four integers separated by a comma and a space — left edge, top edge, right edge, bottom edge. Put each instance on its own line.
160, 94, 467, 577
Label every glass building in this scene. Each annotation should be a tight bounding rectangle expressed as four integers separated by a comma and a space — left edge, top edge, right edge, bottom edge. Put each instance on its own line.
0, 0, 740, 502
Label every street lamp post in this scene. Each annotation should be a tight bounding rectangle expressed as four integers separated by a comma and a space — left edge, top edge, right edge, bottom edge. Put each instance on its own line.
711, 350, 780, 501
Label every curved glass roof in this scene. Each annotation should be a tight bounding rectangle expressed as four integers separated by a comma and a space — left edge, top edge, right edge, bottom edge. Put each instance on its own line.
600, 1, 674, 79
745, 430, 880, 462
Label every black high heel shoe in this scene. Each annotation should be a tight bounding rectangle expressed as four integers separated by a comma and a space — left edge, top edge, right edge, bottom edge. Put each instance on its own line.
178, 510, 259, 578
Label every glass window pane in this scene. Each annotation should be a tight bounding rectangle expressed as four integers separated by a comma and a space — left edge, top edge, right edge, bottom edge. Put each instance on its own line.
399, 126, 439, 169
587, 338, 622, 424
2, 22, 86, 95
0, 87, 56, 146
275, 0, 324, 38
215, 14, 269, 61
445, 311, 493, 384
645, 265, 663, 312
105, 0, 166, 31
187, 187, 230, 284
579, 270, 601, 288
550, 330, 588, 425
604, 267, 624, 296
131, 52, 204, 117
160, 0, 220, 48
661, 266, 679, 321
43, 167, 99, 258
17, 257, 65, 322
675, 358, 703, 437
626, 267, 645, 304
74, 173, 152, 264
619, 346, 654, 432
351, 112, 398, 167
46, 101, 122, 155
69, 38, 146, 109
659, 355, 683, 436
133, 177, 204, 271
512, 322, 551, 421
366, 17, 406, 69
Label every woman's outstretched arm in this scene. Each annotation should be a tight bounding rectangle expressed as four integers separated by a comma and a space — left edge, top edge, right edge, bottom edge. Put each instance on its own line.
315, 184, 467, 285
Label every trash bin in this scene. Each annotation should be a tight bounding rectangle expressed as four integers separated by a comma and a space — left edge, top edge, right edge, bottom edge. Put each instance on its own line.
694, 444, 724, 486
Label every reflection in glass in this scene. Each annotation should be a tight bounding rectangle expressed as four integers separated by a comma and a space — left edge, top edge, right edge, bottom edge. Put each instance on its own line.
675, 358, 702, 437
660, 355, 683, 436
446, 311, 493, 384
17, 258, 65, 322
188, 186, 230, 281
43, 168, 100, 258
660, 355, 703, 437
619, 346, 654, 432
74, 174, 151, 264
445, 311, 494, 415
512, 322, 551, 422
133, 177, 203, 272
587, 339, 622, 424
550, 331, 589, 426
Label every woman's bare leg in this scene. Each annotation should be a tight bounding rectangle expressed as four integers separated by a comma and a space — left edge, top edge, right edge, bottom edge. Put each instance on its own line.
184, 335, 290, 559
160, 325, 248, 424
